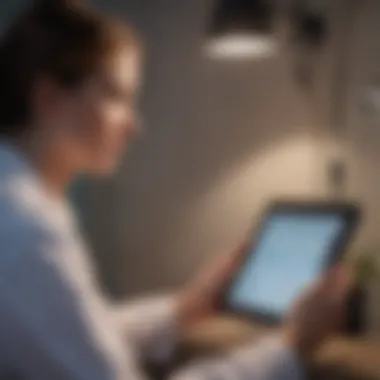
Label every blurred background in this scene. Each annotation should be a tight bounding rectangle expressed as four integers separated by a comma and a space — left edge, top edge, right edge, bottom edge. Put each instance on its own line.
3, 0, 380, 302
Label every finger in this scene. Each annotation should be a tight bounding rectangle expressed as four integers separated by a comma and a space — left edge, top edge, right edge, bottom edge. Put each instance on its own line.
230, 240, 249, 265
208, 241, 248, 289
307, 267, 343, 302
218, 240, 248, 270
316, 266, 354, 306
318, 264, 348, 288
332, 266, 355, 301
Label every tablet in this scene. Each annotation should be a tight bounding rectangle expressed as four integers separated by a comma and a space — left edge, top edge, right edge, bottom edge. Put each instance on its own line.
223, 201, 361, 324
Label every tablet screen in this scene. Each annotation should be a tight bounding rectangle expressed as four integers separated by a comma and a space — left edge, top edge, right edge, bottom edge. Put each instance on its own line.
227, 212, 346, 317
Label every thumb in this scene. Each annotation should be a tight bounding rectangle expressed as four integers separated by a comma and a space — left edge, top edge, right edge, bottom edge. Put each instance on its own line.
216, 240, 248, 276
332, 266, 355, 301
320, 265, 354, 300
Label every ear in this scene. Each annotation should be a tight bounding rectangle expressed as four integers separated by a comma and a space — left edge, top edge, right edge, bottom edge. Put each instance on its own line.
31, 76, 63, 122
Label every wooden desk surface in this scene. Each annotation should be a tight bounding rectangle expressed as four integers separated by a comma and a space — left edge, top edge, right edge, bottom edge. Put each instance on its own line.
179, 316, 380, 380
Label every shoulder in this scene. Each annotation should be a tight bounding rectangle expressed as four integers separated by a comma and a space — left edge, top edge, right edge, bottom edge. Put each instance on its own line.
0, 191, 67, 274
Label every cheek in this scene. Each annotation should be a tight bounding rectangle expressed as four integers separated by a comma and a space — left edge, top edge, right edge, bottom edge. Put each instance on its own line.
78, 100, 134, 158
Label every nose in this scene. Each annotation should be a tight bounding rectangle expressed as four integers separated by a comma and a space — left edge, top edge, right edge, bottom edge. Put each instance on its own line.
123, 111, 144, 142
131, 110, 145, 137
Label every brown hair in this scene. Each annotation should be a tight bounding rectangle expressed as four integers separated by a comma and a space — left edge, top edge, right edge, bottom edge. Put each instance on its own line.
0, 0, 139, 136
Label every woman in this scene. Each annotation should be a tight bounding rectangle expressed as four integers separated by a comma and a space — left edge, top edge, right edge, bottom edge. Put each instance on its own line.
0, 0, 351, 379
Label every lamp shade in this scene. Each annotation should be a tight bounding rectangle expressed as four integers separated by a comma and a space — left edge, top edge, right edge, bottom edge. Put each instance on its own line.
205, 0, 278, 59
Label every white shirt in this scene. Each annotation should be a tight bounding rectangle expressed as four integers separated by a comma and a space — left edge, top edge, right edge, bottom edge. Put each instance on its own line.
0, 142, 303, 380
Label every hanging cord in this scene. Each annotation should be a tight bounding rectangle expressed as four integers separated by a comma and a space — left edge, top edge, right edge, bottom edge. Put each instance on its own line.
328, 0, 360, 199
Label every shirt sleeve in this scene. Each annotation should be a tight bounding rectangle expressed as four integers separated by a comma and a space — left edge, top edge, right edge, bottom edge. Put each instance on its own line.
170, 336, 304, 380
0, 233, 141, 380
112, 296, 178, 364
113, 300, 304, 380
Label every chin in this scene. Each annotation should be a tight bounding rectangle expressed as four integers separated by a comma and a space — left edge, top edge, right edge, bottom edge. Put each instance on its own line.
85, 148, 125, 176
89, 159, 119, 177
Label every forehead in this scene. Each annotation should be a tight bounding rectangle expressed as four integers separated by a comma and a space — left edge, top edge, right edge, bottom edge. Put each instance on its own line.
99, 46, 141, 89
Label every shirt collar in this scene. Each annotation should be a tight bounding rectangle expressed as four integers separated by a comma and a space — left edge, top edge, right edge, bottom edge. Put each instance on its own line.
0, 140, 76, 228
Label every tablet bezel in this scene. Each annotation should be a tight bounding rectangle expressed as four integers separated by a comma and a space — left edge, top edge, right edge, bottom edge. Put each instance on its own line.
220, 200, 361, 325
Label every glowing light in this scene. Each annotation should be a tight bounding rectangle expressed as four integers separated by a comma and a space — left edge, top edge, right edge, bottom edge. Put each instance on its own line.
205, 34, 277, 60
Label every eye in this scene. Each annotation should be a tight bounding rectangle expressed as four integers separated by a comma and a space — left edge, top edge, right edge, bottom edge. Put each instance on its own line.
104, 83, 124, 101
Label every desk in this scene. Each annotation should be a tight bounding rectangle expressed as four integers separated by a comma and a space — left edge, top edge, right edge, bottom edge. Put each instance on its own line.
179, 316, 380, 380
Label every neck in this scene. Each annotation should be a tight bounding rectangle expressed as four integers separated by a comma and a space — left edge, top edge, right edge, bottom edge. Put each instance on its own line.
14, 133, 77, 198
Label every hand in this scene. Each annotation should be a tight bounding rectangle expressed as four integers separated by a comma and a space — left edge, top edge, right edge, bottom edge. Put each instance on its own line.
283, 266, 353, 359
176, 242, 247, 329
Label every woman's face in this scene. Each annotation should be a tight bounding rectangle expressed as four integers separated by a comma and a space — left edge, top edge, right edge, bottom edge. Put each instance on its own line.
41, 45, 142, 175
